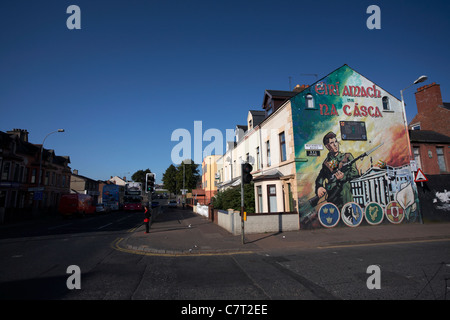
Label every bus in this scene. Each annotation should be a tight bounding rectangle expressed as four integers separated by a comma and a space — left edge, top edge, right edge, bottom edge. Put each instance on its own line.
102, 184, 121, 211
123, 195, 143, 211
124, 182, 143, 211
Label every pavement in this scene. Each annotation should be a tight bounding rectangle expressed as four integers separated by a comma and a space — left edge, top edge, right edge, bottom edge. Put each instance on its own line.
113, 205, 450, 256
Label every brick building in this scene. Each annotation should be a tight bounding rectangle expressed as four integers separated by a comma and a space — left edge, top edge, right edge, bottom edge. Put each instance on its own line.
0, 129, 71, 222
408, 82, 450, 175
409, 82, 450, 136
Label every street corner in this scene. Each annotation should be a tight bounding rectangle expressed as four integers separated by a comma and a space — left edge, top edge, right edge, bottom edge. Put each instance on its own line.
110, 229, 256, 257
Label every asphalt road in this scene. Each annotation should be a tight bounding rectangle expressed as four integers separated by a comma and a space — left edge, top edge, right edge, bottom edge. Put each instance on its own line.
0, 207, 449, 302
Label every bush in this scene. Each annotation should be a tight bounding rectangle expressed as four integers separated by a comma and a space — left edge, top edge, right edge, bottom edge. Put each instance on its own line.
212, 183, 255, 213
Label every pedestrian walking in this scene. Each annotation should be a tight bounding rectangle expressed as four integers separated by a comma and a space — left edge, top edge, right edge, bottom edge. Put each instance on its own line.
143, 205, 151, 233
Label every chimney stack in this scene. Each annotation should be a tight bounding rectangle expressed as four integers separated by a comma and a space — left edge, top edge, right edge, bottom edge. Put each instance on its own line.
293, 84, 309, 92
414, 82, 443, 115
7, 129, 29, 142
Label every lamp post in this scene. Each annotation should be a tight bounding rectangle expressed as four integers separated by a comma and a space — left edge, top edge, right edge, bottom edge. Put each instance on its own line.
400, 75, 427, 162
37, 129, 65, 208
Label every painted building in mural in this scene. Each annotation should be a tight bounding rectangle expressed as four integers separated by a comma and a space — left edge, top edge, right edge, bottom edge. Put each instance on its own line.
290, 64, 420, 228
214, 64, 420, 231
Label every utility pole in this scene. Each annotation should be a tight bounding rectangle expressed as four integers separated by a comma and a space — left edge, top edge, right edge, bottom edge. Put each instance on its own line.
240, 163, 245, 244
240, 162, 253, 245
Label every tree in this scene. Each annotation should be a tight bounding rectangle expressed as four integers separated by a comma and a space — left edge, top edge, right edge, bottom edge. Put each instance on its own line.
162, 160, 200, 196
162, 164, 177, 195
176, 159, 200, 193
131, 169, 152, 185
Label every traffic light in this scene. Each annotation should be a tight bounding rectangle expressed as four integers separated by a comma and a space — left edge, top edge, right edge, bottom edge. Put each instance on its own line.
242, 163, 253, 184
145, 173, 155, 193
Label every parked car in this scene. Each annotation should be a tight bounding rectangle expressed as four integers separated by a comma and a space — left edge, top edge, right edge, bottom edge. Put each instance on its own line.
151, 201, 160, 208
96, 203, 111, 213
168, 200, 177, 208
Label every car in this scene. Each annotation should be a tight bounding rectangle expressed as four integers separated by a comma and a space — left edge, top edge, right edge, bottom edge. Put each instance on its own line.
168, 200, 177, 208
96, 203, 110, 213
151, 201, 160, 208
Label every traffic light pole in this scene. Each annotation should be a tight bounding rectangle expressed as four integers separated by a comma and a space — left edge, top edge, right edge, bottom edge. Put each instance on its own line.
240, 163, 245, 245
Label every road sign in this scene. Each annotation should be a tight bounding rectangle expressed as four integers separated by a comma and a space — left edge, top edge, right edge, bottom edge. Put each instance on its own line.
33, 191, 43, 201
414, 168, 428, 182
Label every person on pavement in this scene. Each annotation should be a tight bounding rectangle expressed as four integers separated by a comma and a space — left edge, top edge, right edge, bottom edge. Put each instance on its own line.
143, 205, 151, 233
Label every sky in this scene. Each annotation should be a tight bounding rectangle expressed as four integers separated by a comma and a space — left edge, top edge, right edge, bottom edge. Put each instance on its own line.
1, 0, 449, 183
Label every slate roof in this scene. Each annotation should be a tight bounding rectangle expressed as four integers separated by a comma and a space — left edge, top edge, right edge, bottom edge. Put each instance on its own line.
409, 130, 450, 143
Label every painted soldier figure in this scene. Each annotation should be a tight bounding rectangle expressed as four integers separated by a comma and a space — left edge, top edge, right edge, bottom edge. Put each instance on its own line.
315, 131, 360, 210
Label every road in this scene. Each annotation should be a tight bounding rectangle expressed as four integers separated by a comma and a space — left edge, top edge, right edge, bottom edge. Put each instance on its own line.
0, 205, 449, 303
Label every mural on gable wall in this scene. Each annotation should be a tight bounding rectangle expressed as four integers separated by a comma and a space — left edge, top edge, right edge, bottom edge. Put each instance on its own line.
290, 65, 420, 229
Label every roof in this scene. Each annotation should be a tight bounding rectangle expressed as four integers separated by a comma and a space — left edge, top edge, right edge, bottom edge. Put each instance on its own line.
265, 90, 298, 98
249, 110, 266, 127
409, 130, 450, 143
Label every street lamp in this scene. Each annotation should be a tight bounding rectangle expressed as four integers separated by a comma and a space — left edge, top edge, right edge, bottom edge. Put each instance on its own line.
37, 129, 65, 199
400, 75, 428, 161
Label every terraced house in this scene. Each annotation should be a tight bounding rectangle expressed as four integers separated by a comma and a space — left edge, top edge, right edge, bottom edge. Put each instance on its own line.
0, 129, 71, 223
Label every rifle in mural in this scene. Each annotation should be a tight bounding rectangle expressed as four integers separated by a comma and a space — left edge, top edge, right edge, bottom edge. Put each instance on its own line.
308, 142, 384, 208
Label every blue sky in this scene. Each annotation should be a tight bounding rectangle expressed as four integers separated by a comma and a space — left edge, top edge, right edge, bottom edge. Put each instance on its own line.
1, 0, 449, 183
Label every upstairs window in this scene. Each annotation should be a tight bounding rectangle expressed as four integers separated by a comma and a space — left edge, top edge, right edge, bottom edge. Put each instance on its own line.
305, 94, 315, 109
279, 132, 287, 162
437, 147, 447, 172
382, 96, 390, 111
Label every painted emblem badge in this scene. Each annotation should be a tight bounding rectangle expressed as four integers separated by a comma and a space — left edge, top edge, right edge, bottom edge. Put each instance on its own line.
318, 202, 340, 228
364, 202, 384, 225
385, 201, 404, 224
341, 202, 363, 227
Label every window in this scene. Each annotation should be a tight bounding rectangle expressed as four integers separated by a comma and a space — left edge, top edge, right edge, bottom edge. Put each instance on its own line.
279, 132, 286, 162
13, 164, 19, 182
382, 96, 390, 111
413, 147, 422, 170
267, 185, 277, 213
266, 141, 271, 167
436, 147, 447, 172
1, 162, 10, 181
411, 123, 421, 130
267, 100, 273, 116
305, 94, 314, 109
257, 186, 263, 213
31, 169, 36, 184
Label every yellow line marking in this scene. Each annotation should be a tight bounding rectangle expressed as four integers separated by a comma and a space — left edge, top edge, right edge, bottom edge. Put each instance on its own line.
111, 237, 253, 257
317, 237, 450, 249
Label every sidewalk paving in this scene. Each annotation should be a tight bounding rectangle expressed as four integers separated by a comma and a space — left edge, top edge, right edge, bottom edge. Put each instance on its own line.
115, 207, 450, 256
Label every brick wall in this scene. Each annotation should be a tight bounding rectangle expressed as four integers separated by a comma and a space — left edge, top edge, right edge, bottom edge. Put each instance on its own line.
410, 83, 450, 137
